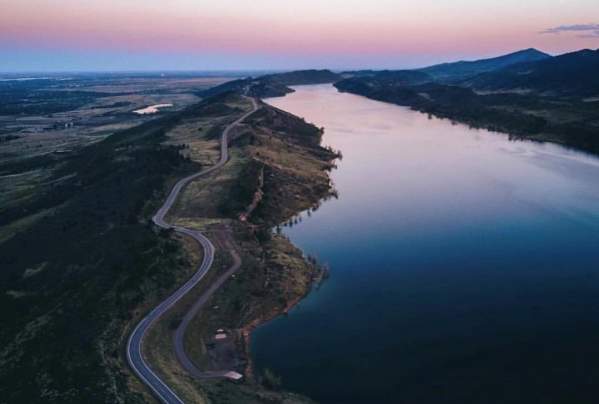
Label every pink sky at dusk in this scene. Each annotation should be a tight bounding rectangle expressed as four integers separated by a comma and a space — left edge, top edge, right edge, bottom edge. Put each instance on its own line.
1, 0, 598, 71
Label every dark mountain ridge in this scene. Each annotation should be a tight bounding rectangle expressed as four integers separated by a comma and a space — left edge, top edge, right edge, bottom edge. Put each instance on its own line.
199, 69, 341, 98
464, 48, 599, 97
260, 69, 341, 85
340, 49, 552, 84
335, 48, 599, 155
418, 48, 552, 81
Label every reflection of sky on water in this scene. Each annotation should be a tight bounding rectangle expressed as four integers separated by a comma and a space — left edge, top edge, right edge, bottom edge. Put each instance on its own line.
253, 84, 599, 404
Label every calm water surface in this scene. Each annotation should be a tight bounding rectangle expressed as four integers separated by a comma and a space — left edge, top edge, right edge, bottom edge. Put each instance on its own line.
252, 84, 599, 404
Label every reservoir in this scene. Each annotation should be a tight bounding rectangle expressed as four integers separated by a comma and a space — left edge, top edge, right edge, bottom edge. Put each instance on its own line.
252, 84, 599, 403
133, 103, 173, 115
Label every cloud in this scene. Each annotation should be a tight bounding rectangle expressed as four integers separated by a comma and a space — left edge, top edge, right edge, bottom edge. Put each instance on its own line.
579, 30, 599, 38
541, 23, 599, 38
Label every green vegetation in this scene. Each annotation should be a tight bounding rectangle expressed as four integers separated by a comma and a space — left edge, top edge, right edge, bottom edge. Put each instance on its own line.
180, 229, 321, 404
139, 92, 335, 403
4, 57, 596, 402
335, 49, 599, 155
199, 69, 341, 99
463, 49, 599, 96
261, 369, 282, 390
198, 379, 313, 404
260, 69, 341, 86
419, 48, 550, 82
0, 107, 199, 402
0, 83, 336, 402
0, 79, 112, 115
0, 73, 233, 174
237, 105, 338, 227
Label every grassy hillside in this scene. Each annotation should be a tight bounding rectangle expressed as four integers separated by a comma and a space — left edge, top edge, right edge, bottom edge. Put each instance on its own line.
112, 93, 337, 403
0, 88, 338, 402
0, 105, 201, 402
170, 99, 337, 402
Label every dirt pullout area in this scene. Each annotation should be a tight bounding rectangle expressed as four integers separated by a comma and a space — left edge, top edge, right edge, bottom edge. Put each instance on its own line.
141, 93, 337, 402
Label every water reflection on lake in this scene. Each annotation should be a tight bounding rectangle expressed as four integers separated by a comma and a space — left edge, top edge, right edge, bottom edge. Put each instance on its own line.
251, 84, 599, 404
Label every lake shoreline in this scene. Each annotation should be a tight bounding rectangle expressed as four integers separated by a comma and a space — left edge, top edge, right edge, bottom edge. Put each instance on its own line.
334, 80, 599, 157
139, 92, 338, 402
251, 84, 599, 404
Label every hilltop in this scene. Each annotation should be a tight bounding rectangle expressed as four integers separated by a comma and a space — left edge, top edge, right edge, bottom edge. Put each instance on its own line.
463, 48, 599, 97
419, 48, 551, 82
199, 69, 341, 98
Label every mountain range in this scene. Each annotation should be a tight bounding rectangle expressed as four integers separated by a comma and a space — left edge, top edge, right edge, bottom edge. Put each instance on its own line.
345, 48, 599, 98
419, 48, 551, 82
463, 49, 599, 97
334, 47, 599, 155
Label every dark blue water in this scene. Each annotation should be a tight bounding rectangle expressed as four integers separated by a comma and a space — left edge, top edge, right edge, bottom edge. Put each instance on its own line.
252, 85, 599, 404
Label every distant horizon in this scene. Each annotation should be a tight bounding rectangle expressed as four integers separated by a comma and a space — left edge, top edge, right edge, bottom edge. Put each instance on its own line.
1, 46, 597, 74
2, 0, 598, 72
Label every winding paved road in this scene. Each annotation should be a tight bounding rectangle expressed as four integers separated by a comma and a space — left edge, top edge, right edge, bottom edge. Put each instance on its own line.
127, 97, 258, 404
173, 232, 242, 380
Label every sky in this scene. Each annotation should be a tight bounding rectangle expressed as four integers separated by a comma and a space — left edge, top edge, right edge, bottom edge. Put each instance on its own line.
1, 0, 598, 71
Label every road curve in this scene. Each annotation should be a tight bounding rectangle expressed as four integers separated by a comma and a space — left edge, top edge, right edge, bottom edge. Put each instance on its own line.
127, 97, 258, 404
173, 232, 242, 379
